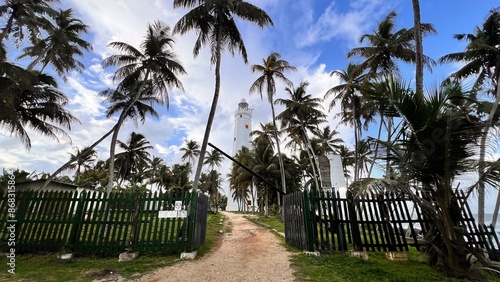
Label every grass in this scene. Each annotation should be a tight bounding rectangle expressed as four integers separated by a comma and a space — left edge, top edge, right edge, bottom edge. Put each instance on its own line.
0, 212, 224, 282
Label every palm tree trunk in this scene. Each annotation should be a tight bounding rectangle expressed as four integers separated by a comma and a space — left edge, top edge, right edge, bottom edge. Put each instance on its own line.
41, 123, 118, 189
270, 100, 287, 194
412, 0, 424, 95
0, 15, 14, 43
302, 129, 321, 190
107, 70, 151, 192
368, 116, 384, 177
480, 72, 500, 224
192, 27, 222, 192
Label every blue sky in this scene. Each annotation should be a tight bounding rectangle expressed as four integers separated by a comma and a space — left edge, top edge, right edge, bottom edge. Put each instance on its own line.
1, 0, 498, 211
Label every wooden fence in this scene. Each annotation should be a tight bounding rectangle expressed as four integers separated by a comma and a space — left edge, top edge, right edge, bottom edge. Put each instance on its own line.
0, 190, 208, 256
284, 189, 500, 259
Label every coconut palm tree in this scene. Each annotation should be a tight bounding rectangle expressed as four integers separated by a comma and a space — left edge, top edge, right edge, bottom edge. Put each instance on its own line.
276, 81, 326, 190
102, 21, 185, 191
18, 8, 92, 78
167, 163, 192, 193
100, 83, 161, 127
347, 10, 436, 78
173, 0, 273, 192
0, 70, 77, 148
250, 52, 296, 194
67, 146, 97, 183
203, 149, 223, 171
325, 63, 371, 181
439, 9, 500, 224
180, 139, 200, 166
250, 122, 278, 147
312, 125, 344, 155
199, 169, 222, 212
0, 0, 57, 44
113, 132, 153, 186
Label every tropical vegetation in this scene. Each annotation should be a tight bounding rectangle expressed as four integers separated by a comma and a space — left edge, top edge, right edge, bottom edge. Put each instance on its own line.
2, 1, 500, 280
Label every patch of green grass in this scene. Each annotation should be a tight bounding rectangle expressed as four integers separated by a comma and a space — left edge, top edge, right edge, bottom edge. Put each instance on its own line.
244, 213, 285, 233
291, 251, 461, 282
0, 212, 225, 281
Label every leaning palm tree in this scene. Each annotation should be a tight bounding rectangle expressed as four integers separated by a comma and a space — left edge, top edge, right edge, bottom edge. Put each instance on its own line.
102, 21, 185, 192
180, 139, 200, 166
0, 0, 57, 44
19, 8, 92, 79
439, 9, 500, 224
250, 52, 296, 194
173, 0, 273, 192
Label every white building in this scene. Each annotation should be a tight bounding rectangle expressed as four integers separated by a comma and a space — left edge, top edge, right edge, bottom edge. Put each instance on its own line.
226, 99, 254, 212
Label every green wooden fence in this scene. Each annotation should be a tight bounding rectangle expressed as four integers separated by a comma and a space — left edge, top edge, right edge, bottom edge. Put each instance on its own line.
0, 190, 208, 256
284, 189, 500, 259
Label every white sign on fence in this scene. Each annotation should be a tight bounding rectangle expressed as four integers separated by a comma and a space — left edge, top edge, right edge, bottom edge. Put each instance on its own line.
174, 201, 182, 211
158, 210, 188, 218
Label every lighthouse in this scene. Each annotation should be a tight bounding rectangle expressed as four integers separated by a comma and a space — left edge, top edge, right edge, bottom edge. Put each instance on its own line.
226, 99, 253, 212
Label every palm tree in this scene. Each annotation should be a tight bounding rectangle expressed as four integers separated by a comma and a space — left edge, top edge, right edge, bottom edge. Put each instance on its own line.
173, 0, 273, 192
167, 163, 192, 193
0, 0, 56, 44
250, 122, 278, 146
102, 21, 185, 192
338, 145, 355, 186
180, 139, 200, 165
67, 146, 97, 183
354, 83, 495, 278
347, 10, 435, 78
325, 63, 370, 181
100, 83, 161, 127
439, 9, 500, 224
113, 132, 153, 186
19, 8, 92, 78
347, 11, 435, 180
0, 70, 78, 148
199, 169, 222, 212
276, 81, 326, 190
204, 149, 223, 171
250, 52, 297, 194
312, 125, 343, 155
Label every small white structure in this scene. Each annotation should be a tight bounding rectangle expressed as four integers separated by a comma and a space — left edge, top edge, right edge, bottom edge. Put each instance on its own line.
319, 154, 347, 198
226, 99, 254, 212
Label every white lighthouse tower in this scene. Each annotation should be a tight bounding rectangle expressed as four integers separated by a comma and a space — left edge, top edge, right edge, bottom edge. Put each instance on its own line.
226, 99, 253, 212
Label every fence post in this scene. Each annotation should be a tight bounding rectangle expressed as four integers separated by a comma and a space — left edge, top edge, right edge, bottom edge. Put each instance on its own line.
303, 190, 315, 252
187, 191, 197, 251
347, 191, 362, 251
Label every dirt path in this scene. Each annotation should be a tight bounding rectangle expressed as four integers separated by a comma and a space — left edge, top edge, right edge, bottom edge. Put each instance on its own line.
137, 212, 295, 282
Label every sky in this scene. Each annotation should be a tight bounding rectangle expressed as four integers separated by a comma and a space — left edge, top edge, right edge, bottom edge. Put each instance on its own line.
1, 0, 499, 212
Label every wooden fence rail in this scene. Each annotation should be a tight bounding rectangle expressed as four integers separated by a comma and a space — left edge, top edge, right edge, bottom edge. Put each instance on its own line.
0, 190, 208, 256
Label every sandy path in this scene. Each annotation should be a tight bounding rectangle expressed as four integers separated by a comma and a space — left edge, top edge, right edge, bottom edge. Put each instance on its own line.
137, 212, 295, 282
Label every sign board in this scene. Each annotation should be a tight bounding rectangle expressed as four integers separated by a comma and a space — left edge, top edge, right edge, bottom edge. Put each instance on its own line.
174, 201, 182, 211
158, 210, 188, 218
